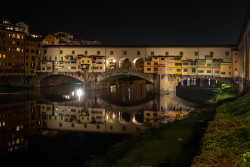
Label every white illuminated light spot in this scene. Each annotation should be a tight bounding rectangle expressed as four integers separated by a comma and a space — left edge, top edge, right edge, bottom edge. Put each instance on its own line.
72, 91, 75, 96
76, 89, 83, 97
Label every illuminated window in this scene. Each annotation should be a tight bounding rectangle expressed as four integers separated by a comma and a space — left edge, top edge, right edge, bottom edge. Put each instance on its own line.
3, 122, 5, 126
0, 54, 1, 58
3, 55, 5, 58
17, 34, 20, 39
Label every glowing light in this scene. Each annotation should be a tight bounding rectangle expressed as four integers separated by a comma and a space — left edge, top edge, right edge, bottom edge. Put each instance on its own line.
76, 89, 83, 97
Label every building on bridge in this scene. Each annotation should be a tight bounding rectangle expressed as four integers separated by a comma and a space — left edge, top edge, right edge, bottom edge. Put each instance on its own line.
42, 45, 239, 78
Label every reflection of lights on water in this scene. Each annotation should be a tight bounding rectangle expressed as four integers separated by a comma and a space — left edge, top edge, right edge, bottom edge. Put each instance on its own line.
76, 89, 83, 97
63, 95, 70, 99
208, 79, 210, 86
128, 88, 130, 100
72, 91, 74, 96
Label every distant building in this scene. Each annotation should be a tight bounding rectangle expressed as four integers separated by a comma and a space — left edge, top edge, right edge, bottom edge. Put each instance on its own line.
44, 34, 59, 45
53, 32, 80, 45
15, 22, 29, 35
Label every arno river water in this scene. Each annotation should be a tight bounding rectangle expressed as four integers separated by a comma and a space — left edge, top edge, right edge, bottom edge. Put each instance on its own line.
0, 78, 217, 167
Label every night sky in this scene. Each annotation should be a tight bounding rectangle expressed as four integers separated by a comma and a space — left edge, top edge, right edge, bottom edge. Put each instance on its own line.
1, 0, 249, 45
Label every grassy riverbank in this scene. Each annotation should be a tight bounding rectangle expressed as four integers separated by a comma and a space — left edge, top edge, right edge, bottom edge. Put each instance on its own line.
84, 109, 215, 167
192, 93, 250, 167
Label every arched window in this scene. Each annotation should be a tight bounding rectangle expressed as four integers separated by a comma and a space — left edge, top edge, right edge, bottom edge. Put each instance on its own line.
192, 68, 196, 73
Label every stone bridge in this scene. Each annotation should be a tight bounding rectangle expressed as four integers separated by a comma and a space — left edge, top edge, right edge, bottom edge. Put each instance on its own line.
1, 69, 239, 93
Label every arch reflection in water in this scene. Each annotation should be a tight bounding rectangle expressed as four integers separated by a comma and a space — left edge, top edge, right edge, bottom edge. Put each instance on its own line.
0, 81, 194, 156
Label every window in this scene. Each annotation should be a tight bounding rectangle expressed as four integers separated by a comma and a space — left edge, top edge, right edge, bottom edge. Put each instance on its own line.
169, 57, 174, 60
183, 62, 189, 65
123, 51, 127, 55
207, 70, 212, 73
190, 62, 197, 66
44, 50, 47, 54
221, 72, 226, 74
168, 68, 174, 71
180, 51, 183, 55
174, 57, 181, 60
198, 70, 204, 73
60, 50, 63, 54
235, 68, 237, 71
226, 51, 229, 56
177, 69, 181, 72
165, 51, 169, 56
147, 62, 151, 65
168, 62, 174, 65
110, 51, 114, 55
97, 51, 100, 55
215, 70, 220, 73
154, 68, 158, 71
71, 67, 76, 69
192, 68, 196, 73
175, 63, 182, 66
137, 51, 140, 55
184, 69, 188, 72
210, 51, 213, 56
161, 58, 165, 60
72, 50, 75, 54
147, 68, 151, 71
195, 51, 198, 56
85, 51, 88, 54
151, 51, 154, 56
207, 63, 212, 66
159, 68, 163, 71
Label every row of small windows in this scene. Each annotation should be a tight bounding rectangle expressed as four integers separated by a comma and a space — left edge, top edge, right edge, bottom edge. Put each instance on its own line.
146, 68, 224, 74
52, 50, 231, 56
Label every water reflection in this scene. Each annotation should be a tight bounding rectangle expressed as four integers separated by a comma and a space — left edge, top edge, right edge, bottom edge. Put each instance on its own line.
0, 80, 194, 158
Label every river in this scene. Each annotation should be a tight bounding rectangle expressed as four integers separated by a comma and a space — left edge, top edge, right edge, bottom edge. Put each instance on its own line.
0, 78, 216, 167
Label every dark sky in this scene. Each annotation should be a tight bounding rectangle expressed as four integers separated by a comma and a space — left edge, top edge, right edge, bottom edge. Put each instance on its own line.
1, 0, 249, 45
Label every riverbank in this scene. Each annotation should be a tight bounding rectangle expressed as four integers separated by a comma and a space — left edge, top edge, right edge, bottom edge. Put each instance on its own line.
192, 93, 250, 167
84, 107, 216, 167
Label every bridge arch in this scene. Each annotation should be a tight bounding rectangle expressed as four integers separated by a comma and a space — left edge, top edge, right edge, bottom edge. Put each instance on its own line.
119, 57, 132, 69
132, 58, 144, 70
173, 75, 238, 89
106, 57, 118, 69
37, 73, 85, 87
